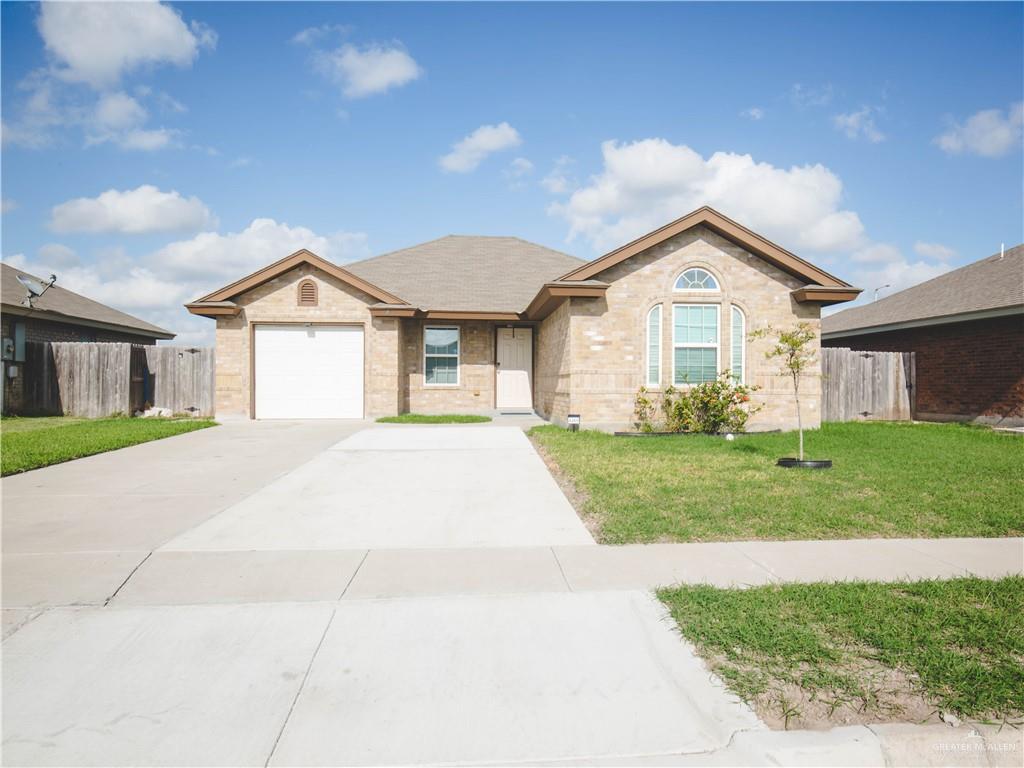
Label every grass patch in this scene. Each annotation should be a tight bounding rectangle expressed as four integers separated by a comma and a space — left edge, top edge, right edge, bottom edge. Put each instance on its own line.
530, 421, 1024, 543
1, 416, 216, 475
658, 577, 1024, 729
376, 413, 492, 424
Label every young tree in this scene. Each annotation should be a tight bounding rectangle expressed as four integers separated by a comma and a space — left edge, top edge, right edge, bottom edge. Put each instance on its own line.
750, 322, 818, 460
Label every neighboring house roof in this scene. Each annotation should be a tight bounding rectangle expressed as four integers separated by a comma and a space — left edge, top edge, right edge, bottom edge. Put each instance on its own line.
822, 244, 1024, 338
345, 235, 585, 313
1, 262, 175, 340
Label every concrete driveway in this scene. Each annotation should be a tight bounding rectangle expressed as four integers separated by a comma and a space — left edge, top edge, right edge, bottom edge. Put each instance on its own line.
2, 420, 762, 766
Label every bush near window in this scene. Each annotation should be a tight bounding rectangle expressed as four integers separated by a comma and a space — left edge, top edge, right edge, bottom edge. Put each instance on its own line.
633, 373, 761, 434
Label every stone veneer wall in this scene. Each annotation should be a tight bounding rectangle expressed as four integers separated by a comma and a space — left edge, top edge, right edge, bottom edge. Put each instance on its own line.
213, 264, 401, 418
400, 319, 497, 413
535, 300, 572, 425
566, 225, 821, 432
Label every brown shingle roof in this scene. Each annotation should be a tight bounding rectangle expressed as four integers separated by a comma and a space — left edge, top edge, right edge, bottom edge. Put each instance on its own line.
1, 262, 174, 339
822, 245, 1024, 336
345, 235, 585, 313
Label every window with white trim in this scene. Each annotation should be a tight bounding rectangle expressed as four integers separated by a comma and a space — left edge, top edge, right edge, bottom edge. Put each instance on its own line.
424, 326, 459, 385
674, 268, 719, 291
646, 305, 661, 386
673, 304, 719, 385
731, 305, 745, 383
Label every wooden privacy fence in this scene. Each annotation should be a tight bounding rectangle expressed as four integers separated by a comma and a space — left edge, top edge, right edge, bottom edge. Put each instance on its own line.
20, 342, 214, 417
821, 347, 915, 422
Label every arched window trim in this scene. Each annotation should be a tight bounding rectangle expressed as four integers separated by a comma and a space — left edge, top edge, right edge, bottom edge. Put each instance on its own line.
297, 278, 318, 307
673, 267, 720, 292
731, 305, 746, 383
646, 304, 662, 387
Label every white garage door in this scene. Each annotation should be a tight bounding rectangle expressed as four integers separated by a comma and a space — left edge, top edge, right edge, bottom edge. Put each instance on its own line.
254, 325, 364, 419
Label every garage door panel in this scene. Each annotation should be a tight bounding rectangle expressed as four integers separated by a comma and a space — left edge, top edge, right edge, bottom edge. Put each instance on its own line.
254, 325, 363, 419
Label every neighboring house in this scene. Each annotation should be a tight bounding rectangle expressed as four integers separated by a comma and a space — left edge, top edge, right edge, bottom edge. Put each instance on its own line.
2, 262, 175, 412
823, 245, 1024, 427
187, 206, 860, 430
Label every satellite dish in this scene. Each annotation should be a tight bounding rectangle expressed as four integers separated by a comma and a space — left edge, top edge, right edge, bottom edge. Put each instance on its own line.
17, 273, 56, 307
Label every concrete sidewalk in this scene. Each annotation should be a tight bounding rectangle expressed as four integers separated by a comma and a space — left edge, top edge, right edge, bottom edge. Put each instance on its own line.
4, 537, 1020, 610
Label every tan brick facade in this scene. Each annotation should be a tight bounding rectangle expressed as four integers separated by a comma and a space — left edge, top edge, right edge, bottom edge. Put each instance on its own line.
213, 227, 826, 429
534, 225, 822, 432
213, 264, 401, 418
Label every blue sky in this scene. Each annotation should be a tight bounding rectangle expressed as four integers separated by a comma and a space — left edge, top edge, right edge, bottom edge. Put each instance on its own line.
2, 1, 1022, 344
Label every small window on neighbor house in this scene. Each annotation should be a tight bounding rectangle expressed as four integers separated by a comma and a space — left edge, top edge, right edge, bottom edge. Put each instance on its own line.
424, 326, 459, 385
674, 268, 719, 291
647, 305, 661, 386
731, 305, 745, 383
298, 279, 318, 307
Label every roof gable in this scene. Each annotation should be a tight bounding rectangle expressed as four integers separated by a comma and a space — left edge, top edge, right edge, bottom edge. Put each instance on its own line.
195, 249, 406, 305
557, 206, 853, 288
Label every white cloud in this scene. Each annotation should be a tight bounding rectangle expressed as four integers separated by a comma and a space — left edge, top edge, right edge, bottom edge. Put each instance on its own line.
38, 0, 216, 88
85, 91, 176, 150
913, 241, 956, 261
833, 106, 885, 143
152, 218, 370, 284
847, 260, 952, 304
291, 24, 350, 46
550, 138, 866, 253
851, 243, 902, 264
541, 156, 576, 195
118, 128, 177, 151
5, 217, 371, 345
790, 83, 833, 108
741, 107, 764, 121
1, 199, 17, 214
934, 103, 1023, 157
314, 43, 422, 98
50, 185, 216, 234
505, 157, 534, 177
440, 123, 522, 173
94, 92, 147, 130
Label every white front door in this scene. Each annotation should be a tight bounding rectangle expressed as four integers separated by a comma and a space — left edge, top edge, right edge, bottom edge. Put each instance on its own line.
254, 325, 364, 419
496, 327, 533, 411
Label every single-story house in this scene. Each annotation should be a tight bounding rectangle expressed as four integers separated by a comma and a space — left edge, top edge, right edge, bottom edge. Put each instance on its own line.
2, 262, 175, 413
187, 206, 861, 430
823, 244, 1024, 427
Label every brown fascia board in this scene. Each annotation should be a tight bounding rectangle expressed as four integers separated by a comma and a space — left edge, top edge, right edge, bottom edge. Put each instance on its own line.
791, 286, 863, 305
185, 301, 242, 317
195, 249, 409, 306
423, 310, 522, 321
524, 282, 610, 320
557, 206, 852, 288
2, 303, 176, 339
368, 304, 419, 318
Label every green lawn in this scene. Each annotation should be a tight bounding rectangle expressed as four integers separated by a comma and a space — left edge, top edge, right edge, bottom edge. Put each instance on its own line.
376, 413, 492, 424
1, 416, 217, 475
658, 577, 1024, 729
530, 422, 1024, 543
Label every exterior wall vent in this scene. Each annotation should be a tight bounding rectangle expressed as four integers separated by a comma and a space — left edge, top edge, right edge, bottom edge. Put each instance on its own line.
298, 279, 318, 307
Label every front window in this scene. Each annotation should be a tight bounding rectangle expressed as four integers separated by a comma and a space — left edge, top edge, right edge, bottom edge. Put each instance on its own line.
674, 268, 719, 291
731, 306, 746, 382
647, 305, 661, 386
424, 326, 459, 385
673, 304, 719, 385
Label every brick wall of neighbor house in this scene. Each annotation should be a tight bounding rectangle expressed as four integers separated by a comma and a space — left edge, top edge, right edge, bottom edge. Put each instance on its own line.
824, 314, 1024, 424
564, 225, 821, 432
400, 319, 496, 413
213, 264, 401, 418
535, 300, 573, 425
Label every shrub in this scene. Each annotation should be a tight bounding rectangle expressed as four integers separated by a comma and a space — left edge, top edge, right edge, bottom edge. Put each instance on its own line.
632, 374, 761, 434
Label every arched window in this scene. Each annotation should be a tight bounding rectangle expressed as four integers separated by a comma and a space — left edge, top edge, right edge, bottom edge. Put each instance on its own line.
731, 305, 746, 382
297, 279, 318, 307
646, 305, 661, 386
674, 268, 719, 291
